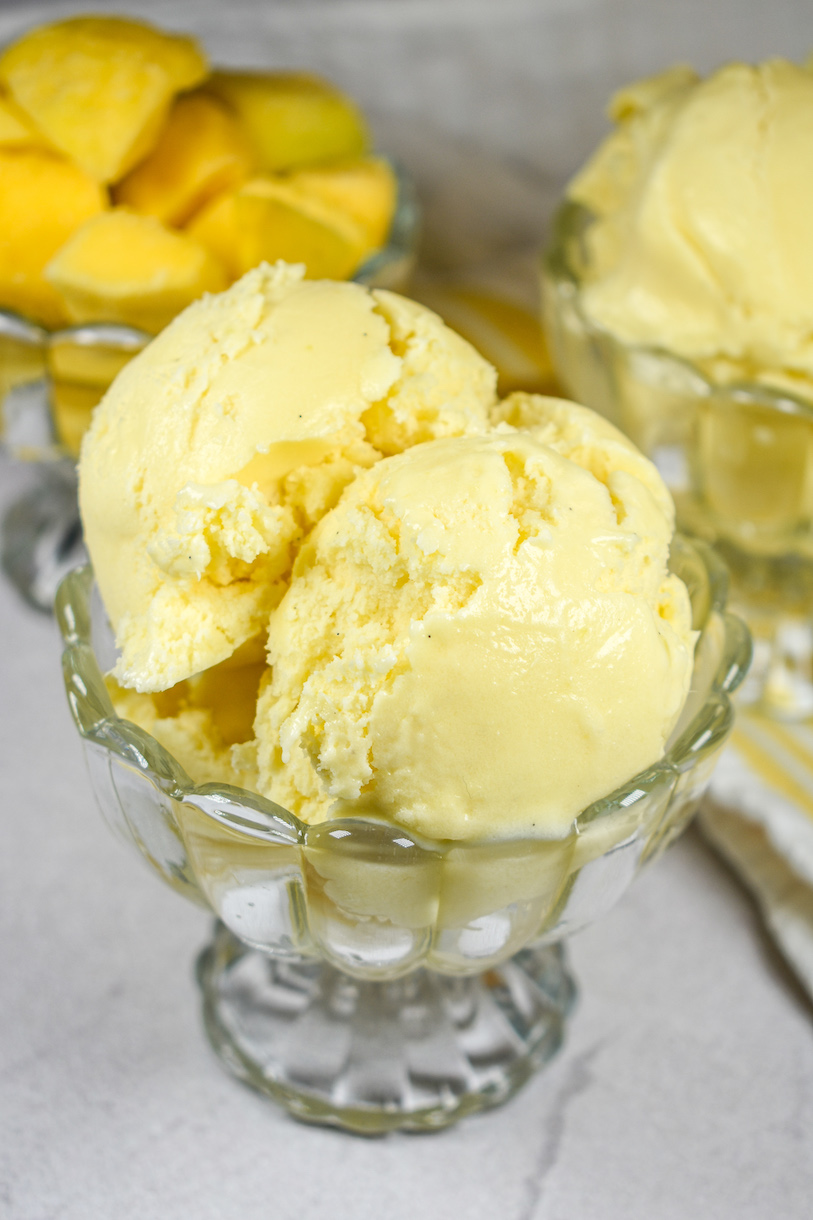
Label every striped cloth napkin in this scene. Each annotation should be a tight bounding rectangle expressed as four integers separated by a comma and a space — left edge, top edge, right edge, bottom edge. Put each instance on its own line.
703, 713, 813, 1001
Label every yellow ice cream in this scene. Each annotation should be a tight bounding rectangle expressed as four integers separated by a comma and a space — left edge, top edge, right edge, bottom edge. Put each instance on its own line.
254, 398, 694, 839
79, 262, 497, 691
81, 264, 694, 842
570, 59, 813, 395
106, 636, 264, 792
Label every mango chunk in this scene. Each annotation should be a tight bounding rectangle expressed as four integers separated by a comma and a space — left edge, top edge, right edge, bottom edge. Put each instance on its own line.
289, 157, 396, 248
0, 17, 208, 182
0, 88, 45, 148
186, 189, 242, 279
0, 148, 105, 327
188, 172, 385, 281
188, 159, 395, 282
50, 379, 105, 458
48, 332, 147, 456
46, 209, 227, 334
207, 71, 369, 172
233, 178, 371, 279
115, 92, 252, 226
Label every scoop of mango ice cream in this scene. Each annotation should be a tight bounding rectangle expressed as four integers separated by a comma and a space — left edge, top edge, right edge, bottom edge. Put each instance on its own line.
569, 59, 813, 394
254, 405, 695, 840
79, 262, 497, 692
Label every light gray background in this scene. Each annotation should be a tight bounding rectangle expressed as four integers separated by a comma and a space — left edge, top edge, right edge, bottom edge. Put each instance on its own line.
2, 2, 813, 1216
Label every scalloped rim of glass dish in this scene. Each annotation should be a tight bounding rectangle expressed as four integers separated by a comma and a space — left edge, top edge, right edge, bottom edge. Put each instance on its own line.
0, 158, 421, 464
543, 198, 813, 448
55, 544, 749, 1131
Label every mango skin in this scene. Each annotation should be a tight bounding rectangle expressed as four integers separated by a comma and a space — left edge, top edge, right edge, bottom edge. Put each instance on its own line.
0, 148, 106, 327
207, 71, 369, 172
46, 209, 227, 334
0, 16, 208, 183
115, 92, 253, 227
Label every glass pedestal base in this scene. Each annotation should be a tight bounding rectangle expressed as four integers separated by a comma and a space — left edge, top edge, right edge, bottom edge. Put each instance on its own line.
196, 921, 576, 1134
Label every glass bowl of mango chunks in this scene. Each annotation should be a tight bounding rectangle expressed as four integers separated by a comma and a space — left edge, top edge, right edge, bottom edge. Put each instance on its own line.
0, 16, 418, 605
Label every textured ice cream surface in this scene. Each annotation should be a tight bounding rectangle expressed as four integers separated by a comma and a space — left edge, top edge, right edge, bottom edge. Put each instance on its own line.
490, 391, 676, 524
254, 408, 695, 840
106, 635, 264, 792
569, 59, 813, 394
79, 262, 496, 691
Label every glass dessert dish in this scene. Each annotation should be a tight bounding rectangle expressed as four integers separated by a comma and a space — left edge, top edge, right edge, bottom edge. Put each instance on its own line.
0, 164, 419, 612
543, 199, 813, 720
56, 537, 750, 1134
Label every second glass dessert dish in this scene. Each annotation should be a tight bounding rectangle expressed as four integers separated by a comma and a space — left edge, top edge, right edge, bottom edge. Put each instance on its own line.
543, 60, 813, 719
544, 203, 813, 720
57, 537, 749, 1134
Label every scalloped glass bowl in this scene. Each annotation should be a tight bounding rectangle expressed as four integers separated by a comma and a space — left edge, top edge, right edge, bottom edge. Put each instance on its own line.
56, 538, 750, 1133
0, 163, 419, 611
543, 199, 813, 719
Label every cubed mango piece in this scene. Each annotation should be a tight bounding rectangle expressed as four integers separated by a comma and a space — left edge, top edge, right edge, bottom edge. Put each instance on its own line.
0, 148, 106, 327
207, 71, 369, 172
289, 157, 396, 248
48, 331, 147, 388
46, 209, 227, 334
233, 178, 371, 279
50, 378, 105, 458
0, 87, 45, 148
0, 17, 208, 182
188, 174, 383, 282
47, 332, 147, 456
186, 189, 242, 280
115, 92, 253, 226
188, 161, 395, 283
